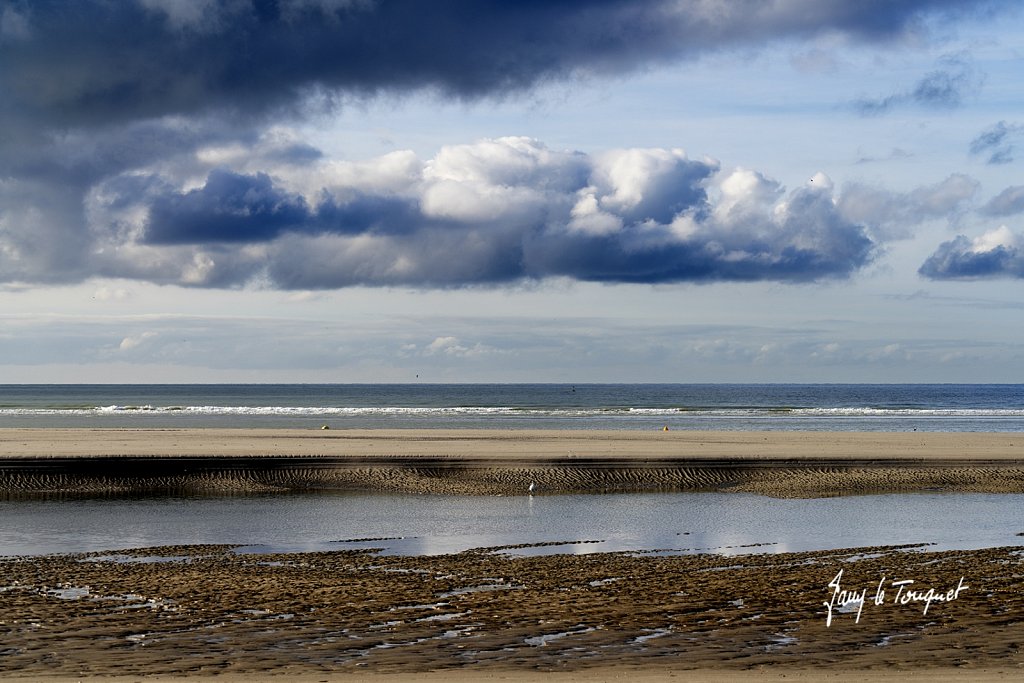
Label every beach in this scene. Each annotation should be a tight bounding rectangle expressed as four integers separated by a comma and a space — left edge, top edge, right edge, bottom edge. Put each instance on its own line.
1, 542, 1021, 680
2, 428, 1023, 680
1, 428, 1022, 496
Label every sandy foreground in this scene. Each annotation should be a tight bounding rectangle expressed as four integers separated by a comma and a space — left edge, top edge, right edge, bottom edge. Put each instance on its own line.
1, 543, 1022, 680
1, 428, 1023, 496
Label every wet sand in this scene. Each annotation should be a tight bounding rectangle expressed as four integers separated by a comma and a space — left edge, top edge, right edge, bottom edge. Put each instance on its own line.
3, 429, 1023, 679
1, 428, 1023, 496
1, 543, 1021, 679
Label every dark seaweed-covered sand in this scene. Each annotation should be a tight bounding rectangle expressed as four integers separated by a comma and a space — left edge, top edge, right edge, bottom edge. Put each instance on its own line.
1, 428, 1023, 496
0, 544, 1021, 680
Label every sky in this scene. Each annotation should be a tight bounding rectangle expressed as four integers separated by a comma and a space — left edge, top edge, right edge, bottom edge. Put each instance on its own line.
1, 0, 1023, 383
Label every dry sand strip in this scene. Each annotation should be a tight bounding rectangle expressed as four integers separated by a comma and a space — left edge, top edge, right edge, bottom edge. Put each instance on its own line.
1, 428, 1023, 496
0, 544, 1022, 679
2, 428, 1023, 460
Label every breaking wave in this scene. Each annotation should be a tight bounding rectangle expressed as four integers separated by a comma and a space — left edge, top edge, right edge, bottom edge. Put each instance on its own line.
1, 405, 1022, 418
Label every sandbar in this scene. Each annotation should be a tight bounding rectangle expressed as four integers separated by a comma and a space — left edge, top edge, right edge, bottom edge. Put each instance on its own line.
1, 428, 1023, 496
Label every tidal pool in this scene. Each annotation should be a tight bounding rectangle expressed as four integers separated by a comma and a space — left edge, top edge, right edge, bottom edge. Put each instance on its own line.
2, 491, 1023, 557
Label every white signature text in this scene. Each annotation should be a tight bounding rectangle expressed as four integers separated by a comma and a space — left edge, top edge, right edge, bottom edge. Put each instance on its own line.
824, 569, 968, 627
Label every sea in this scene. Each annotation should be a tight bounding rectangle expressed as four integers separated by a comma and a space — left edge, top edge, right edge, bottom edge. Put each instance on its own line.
2, 383, 1023, 557
1, 383, 1023, 431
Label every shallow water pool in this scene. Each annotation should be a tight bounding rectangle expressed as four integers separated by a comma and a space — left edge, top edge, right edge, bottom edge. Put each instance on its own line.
3, 490, 1024, 557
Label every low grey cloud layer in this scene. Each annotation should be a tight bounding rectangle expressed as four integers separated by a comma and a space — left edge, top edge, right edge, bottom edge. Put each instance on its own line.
0, 0, 1009, 290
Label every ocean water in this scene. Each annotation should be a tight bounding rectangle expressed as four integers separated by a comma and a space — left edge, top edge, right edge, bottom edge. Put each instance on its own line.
0, 383, 1021, 431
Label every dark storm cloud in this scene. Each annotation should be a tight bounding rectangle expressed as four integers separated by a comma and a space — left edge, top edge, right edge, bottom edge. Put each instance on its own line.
145, 170, 311, 244
0, 115, 276, 282
919, 228, 1024, 279
141, 169, 428, 244
0, 0, 989, 130
853, 55, 980, 115
521, 222, 874, 284
313, 193, 428, 236
969, 121, 1023, 164
0, 0, 1008, 289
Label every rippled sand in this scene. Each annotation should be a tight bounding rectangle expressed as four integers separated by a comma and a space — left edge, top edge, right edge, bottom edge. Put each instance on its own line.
1, 428, 1023, 496
1, 543, 1021, 680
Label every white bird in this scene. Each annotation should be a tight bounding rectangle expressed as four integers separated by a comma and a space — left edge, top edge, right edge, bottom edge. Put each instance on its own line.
528, 482, 535, 495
